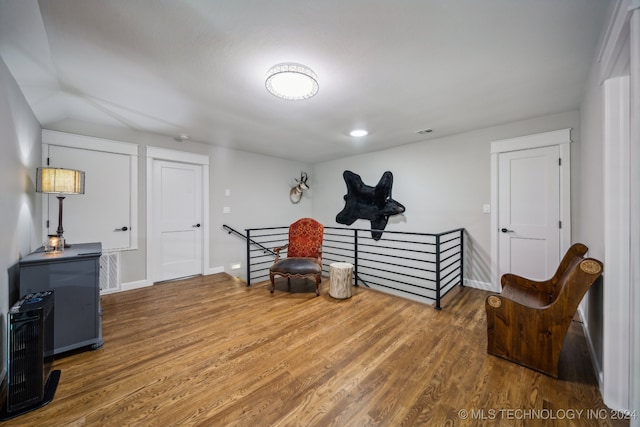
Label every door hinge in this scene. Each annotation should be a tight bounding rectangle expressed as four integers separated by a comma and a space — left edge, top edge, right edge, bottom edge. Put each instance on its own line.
46, 220, 49, 228
559, 221, 562, 229
558, 158, 562, 166
46, 157, 50, 166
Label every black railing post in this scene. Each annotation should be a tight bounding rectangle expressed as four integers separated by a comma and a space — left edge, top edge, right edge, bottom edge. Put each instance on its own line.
246, 228, 251, 287
460, 229, 465, 287
435, 233, 442, 310
354, 229, 359, 286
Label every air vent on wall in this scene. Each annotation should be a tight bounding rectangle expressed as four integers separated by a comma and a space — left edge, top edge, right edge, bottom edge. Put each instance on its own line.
100, 251, 120, 294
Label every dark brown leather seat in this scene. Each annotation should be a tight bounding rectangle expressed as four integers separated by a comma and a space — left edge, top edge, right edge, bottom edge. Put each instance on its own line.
270, 258, 322, 276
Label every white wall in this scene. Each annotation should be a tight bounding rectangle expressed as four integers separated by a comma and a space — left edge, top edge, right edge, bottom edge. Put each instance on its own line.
0, 57, 42, 377
49, 109, 581, 290
207, 146, 313, 279
29, 109, 582, 292
312, 110, 580, 288
577, 55, 606, 384
41, 120, 312, 284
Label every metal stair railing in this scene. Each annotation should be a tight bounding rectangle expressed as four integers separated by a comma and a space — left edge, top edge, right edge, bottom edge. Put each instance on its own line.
223, 224, 464, 310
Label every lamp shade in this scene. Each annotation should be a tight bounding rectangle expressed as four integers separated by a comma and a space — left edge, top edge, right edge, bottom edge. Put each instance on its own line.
36, 167, 85, 194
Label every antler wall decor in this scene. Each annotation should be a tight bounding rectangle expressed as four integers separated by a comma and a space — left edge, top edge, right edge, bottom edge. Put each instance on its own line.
289, 171, 309, 204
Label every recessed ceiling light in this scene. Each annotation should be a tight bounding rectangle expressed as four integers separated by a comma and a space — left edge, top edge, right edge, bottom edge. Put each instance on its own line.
175, 133, 190, 142
265, 63, 319, 100
417, 128, 433, 134
350, 129, 368, 137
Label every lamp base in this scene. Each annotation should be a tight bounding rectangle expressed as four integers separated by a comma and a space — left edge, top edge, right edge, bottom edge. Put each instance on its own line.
58, 235, 71, 249
55, 195, 72, 248
45, 235, 67, 252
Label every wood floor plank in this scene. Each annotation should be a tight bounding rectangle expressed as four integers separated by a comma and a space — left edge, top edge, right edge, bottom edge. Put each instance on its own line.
3, 273, 629, 427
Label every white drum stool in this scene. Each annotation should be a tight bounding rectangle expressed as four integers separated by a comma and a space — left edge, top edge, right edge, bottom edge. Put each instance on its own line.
329, 262, 353, 299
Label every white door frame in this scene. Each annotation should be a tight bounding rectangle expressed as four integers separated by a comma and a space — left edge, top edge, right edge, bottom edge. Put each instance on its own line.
146, 146, 210, 283
594, 1, 639, 414
489, 128, 572, 292
42, 129, 139, 251
603, 75, 632, 413
629, 6, 640, 424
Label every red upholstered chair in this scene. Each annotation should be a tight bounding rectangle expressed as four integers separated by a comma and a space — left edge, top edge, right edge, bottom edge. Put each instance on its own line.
269, 218, 324, 296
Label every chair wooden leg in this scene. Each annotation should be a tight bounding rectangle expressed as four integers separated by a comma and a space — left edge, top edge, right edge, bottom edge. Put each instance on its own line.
269, 273, 275, 293
315, 275, 321, 296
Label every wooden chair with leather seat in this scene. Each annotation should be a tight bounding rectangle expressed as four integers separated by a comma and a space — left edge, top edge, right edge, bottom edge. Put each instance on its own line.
269, 218, 324, 296
485, 243, 603, 378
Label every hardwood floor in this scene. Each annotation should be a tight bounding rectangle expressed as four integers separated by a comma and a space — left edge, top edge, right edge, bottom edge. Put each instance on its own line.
6, 274, 628, 426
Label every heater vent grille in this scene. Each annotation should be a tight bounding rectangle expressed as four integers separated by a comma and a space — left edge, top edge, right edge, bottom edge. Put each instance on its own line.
100, 251, 120, 294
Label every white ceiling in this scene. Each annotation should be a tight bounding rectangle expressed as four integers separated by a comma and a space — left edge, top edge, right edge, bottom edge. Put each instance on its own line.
0, 0, 610, 163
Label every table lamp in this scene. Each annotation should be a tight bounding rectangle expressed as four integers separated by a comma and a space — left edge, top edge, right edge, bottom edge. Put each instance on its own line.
36, 167, 85, 248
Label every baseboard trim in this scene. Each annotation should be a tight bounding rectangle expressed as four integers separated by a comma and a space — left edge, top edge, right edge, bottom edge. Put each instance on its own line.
116, 269, 224, 293
464, 279, 496, 291
206, 266, 224, 275
120, 279, 152, 292
578, 306, 605, 390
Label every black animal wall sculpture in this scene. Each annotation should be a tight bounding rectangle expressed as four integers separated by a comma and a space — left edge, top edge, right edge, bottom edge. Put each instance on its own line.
335, 170, 406, 240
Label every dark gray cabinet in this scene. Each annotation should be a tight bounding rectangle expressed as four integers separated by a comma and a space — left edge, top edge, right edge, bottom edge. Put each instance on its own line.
19, 242, 103, 355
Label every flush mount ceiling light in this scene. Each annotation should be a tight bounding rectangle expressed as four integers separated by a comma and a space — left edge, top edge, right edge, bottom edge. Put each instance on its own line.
349, 129, 368, 137
265, 63, 319, 100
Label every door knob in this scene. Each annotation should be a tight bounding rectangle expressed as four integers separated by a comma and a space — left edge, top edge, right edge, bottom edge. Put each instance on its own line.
193, 223, 201, 228
114, 226, 129, 231
501, 228, 514, 233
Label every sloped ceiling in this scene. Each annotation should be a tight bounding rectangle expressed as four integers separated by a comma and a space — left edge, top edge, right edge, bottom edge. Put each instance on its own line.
0, 0, 610, 163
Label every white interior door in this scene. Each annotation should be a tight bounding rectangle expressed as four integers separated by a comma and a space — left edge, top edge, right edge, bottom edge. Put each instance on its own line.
47, 145, 131, 249
152, 160, 203, 282
498, 145, 560, 281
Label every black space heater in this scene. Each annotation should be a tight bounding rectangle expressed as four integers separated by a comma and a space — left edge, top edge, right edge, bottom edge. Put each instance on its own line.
1, 291, 61, 420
